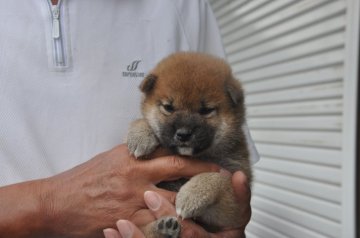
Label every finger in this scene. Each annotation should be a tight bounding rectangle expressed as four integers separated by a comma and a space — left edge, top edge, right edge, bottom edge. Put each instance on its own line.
210, 229, 245, 238
153, 188, 177, 205
109, 144, 132, 158
179, 219, 210, 238
147, 147, 173, 158
116, 220, 146, 238
232, 171, 251, 204
139, 156, 219, 183
144, 191, 177, 218
130, 190, 177, 227
103, 228, 121, 238
130, 209, 156, 227
231, 171, 252, 228
181, 219, 245, 238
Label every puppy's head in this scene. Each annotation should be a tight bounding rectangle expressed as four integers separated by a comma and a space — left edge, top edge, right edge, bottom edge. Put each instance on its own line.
140, 52, 245, 156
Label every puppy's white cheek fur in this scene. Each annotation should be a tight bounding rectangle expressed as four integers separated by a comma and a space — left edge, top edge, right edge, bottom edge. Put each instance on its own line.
178, 147, 193, 156
214, 119, 229, 144
145, 107, 161, 137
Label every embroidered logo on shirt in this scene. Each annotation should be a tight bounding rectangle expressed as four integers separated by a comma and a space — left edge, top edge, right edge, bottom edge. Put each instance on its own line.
123, 60, 145, 78
127, 60, 141, 71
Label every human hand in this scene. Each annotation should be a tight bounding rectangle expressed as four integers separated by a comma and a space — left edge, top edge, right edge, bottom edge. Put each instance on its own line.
40, 144, 219, 237
103, 171, 251, 238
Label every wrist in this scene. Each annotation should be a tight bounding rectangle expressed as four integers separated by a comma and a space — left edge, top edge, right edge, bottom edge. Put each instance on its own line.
0, 179, 55, 237
24, 178, 58, 237
36, 178, 58, 236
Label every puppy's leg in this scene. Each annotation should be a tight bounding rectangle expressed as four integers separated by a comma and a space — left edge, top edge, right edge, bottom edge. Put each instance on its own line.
142, 217, 181, 238
176, 172, 243, 231
127, 119, 159, 158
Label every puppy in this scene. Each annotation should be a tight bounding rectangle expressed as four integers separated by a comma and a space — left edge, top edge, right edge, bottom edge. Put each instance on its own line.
127, 52, 252, 238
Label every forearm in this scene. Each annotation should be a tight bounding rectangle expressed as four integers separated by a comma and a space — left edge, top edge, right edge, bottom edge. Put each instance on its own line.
0, 179, 53, 238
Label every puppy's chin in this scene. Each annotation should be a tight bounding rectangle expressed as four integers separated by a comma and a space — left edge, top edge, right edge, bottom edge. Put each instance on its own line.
177, 147, 194, 156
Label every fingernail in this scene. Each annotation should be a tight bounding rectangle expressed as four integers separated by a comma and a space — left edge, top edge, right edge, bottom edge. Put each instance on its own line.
144, 191, 161, 211
103, 229, 117, 238
234, 171, 247, 182
116, 220, 133, 238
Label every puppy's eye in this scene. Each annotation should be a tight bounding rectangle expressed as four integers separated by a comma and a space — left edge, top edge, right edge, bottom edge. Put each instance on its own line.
199, 107, 216, 117
160, 104, 175, 115
164, 104, 174, 112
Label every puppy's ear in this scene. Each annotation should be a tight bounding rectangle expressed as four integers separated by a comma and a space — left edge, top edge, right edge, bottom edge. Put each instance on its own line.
225, 78, 244, 107
140, 74, 157, 94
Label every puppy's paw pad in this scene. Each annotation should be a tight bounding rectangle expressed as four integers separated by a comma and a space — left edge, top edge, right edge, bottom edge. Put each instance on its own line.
156, 217, 180, 238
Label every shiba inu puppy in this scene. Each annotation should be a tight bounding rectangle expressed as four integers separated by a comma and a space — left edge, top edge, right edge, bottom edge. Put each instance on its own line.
127, 52, 252, 238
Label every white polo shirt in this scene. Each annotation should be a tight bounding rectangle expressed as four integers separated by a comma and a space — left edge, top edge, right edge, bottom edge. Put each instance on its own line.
0, 0, 258, 186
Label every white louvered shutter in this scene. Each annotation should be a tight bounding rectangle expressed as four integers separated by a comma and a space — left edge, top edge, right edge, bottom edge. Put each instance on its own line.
208, 0, 358, 237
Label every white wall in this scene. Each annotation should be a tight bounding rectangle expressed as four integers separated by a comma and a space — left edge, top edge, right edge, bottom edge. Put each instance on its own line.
208, 0, 359, 237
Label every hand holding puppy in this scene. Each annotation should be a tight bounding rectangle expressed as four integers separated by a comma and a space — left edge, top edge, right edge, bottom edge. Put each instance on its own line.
0, 144, 220, 238
104, 171, 250, 238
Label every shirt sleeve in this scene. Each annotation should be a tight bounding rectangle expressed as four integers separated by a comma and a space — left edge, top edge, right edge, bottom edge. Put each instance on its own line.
174, 0, 260, 164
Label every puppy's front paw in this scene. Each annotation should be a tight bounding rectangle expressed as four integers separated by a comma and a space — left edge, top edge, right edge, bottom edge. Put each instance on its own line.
127, 119, 159, 158
127, 133, 159, 158
156, 216, 180, 238
175, 173, 219, 219
176, 190, 213, 220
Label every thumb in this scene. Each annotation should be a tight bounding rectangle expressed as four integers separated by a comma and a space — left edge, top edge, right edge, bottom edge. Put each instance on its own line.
232, 171, 251, 203
144, 191, 177, 218
102, 220, 147, 238
231, 171, 252, 228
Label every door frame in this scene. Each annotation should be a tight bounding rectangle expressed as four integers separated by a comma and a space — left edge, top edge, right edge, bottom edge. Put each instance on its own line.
342, 0, 359, 237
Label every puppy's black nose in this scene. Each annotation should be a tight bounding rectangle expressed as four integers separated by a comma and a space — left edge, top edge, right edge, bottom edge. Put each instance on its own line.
175, 128, 192, 142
